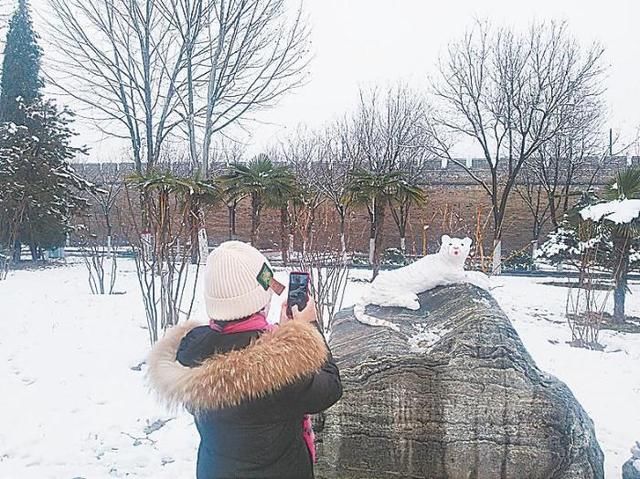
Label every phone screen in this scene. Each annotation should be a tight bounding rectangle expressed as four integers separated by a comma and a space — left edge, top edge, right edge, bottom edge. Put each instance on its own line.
287, 272, 309, 317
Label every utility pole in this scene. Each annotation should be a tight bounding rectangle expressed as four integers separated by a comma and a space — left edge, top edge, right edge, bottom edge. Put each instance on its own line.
609, 128, 613, 157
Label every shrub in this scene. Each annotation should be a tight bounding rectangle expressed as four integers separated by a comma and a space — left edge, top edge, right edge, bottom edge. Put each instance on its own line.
382, 247, 407, 266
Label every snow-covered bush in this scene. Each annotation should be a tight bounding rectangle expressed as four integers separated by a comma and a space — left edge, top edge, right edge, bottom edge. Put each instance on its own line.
503, 250, 535, 271
351, 253, 369, 266
382, 247, 407, 266
535, 221, 613, 269
538, 221, 640, 272
534, 225, 580, 265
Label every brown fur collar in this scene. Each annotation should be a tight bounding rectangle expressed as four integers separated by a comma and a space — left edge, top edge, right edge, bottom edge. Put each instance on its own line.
147, 320, 328, 412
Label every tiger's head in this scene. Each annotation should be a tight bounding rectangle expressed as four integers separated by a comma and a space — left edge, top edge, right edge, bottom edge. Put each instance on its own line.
439, 235, 472, 264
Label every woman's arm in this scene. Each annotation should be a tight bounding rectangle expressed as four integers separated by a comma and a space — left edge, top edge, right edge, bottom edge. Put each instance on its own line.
280, 298, 343, 414
292, 348, 343, 414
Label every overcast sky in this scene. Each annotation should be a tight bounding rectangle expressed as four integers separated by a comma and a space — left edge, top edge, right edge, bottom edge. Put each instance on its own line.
23, 0, 640, 161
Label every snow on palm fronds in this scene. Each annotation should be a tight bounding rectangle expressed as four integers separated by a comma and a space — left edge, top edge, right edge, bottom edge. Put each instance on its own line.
581, 199, 640, 225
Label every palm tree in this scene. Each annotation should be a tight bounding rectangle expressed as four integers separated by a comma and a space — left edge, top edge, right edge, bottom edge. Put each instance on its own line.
220, 156, 297, 249
264, 165, 298, 265
219, 157, 268, 246
186, 176, 221, 264
130, 173, 220, 264
601, 168, 640, 323
388, 179, 427, 254
216, 173, 243, 241
348, 168, 422, 278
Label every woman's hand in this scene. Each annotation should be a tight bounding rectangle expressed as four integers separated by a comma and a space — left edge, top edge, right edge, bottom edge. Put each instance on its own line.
279, 296, 317, 324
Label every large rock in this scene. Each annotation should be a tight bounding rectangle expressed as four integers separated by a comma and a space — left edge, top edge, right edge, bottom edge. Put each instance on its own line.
623, 442, 640, 479
316, 284, 604, 479
623, 460, 640, 479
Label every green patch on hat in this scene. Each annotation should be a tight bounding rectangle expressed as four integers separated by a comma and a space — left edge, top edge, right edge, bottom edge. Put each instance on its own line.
256, 262, 274, 291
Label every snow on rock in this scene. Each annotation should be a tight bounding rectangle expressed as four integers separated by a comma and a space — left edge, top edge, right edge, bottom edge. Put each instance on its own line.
408, 323, 450, 353
580, 199, 640, 224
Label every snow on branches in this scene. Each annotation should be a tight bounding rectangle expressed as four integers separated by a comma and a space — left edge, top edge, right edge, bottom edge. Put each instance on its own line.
0, 98, 93, 255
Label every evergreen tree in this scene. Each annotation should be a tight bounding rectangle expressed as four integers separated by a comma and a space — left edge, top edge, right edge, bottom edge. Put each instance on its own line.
0, 1, 89, 261
0, 99, 92, 260
0, 0, 42, 124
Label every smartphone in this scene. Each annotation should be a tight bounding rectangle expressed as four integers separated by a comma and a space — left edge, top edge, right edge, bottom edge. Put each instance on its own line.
287, 271, 310, 317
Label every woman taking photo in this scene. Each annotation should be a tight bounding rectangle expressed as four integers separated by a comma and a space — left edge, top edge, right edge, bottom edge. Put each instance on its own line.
148, 241, 342, 479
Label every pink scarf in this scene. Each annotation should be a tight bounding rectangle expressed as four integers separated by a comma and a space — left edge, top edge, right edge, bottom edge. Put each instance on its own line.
210, 313, 317, 464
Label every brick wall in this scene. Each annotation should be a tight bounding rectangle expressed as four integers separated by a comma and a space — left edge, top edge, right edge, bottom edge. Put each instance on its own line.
72, 157, 629, 255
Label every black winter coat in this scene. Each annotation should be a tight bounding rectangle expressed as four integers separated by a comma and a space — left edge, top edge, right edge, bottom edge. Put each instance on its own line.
147, 319, 342, 479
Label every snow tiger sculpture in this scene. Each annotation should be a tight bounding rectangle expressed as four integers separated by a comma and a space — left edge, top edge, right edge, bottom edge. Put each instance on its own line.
354, 235, 491, 331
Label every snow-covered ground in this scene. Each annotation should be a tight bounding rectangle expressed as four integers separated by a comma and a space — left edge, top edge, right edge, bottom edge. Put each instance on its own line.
1, 259, 639, 478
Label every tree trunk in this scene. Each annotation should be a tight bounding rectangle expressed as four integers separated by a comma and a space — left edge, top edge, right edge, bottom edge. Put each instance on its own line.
105, 212, 113, 254
400, 237, 406, 254
339, 212, 347, 260
368, 238, 375, 265
280, 206, 289, 265
613, 235, 630, 324
304, 207, 315, 255
12, 240, 21, 263
613, 281, 626, 324
548, 192, 559, 229
492, 239, 502, 275
199, 228, 209, 263
140, 186, 151, 231
29, 242, 38, 261
251, 194, 261, 247
227, 203, 237, 240
190, 207, 199, 264
531, 239, 539, 259
368, 219, 375, 265
372, 196, 386, 280
492, 203, 505, 274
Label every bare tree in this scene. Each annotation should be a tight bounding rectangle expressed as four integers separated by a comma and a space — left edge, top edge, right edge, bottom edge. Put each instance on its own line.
77, 168, 123, 294
46, 0, 188, 173
46, 0, 310, 176
88, 169, 124, 251
429, 21, 606, 273
515, 157, 553, 251
315, 121, 359, 258
517, 90, 607, 249
80, 238, 119, 294
298, 248, 349, 338
279, 128, 325, 255
349, 85, 430, 276
193, 0, 310, 177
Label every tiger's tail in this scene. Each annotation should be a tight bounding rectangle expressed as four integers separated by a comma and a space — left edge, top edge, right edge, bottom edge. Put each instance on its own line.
353, 300, 400, 332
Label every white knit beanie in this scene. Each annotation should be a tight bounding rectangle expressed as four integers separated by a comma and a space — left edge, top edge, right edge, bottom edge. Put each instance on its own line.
203, 241, 273, 321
